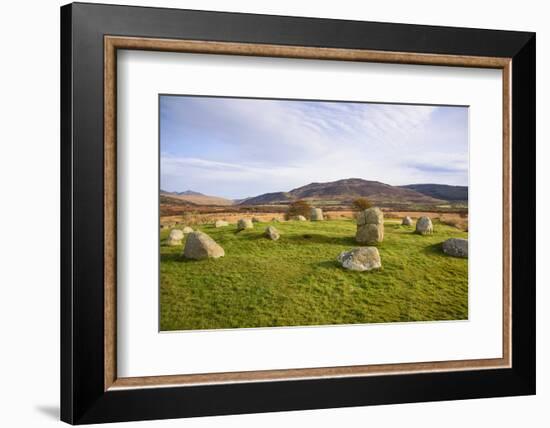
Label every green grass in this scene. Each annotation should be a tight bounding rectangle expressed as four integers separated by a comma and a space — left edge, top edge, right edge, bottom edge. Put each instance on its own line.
160, 219, 468, 331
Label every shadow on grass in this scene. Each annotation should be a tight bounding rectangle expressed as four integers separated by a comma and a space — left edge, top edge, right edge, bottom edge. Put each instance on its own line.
314, 259, 341, 269
241, 232, 270, 241
161, 252, 190, 263
285, 233, 357, 246
392, 225, 414, 231
421, 242, 446, 256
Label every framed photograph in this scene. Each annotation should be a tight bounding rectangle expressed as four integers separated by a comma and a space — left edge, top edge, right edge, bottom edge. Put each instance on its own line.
61, 2, 535, 424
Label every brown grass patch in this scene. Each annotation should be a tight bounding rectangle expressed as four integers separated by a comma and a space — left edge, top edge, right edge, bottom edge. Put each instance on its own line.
161, 209, 468, 230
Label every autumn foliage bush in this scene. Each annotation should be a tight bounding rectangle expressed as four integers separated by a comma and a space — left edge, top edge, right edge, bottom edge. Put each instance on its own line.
285, 200, 312, 220
352, 197, 372, 211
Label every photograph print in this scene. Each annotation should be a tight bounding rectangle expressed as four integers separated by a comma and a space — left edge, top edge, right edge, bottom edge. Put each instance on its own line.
159, 95, 469, 332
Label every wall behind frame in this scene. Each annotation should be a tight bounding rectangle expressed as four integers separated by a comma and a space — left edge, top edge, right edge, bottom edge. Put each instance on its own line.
0, 1, 545, 427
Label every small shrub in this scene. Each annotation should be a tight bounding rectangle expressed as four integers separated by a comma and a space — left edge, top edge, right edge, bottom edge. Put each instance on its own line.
352, 197, 372, 211
285, 200, 311, 220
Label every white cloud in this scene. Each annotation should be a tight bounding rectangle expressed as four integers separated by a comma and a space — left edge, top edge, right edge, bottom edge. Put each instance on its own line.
160, 96, 468, 198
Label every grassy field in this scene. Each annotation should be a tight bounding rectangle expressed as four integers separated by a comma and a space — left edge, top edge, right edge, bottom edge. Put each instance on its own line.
160, 219, 468, 331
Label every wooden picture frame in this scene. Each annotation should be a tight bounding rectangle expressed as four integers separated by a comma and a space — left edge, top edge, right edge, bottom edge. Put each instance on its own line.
61, 2, 535, 424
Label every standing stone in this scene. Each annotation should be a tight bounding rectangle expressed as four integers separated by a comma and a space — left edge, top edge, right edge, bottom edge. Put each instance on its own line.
357, 207, 384, 226
356, 224, 384, 244
264, 226, 280, 241
356, 207, 384, 244
182, 226, 193, 234
402, 216, 412, 226
337, 247, 382, 271
416, 216, 433, 235
310, 208, 324, 221
237, 218, 254, 231
215, 220, 229, 228
183, 231, 225, 260
442, 238, 468, 258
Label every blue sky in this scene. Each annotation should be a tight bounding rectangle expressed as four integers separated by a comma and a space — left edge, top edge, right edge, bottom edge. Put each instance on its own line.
160, 95, 468, 199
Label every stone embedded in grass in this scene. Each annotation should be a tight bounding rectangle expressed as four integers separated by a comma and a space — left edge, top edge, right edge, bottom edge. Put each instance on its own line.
402, 216, 413, 226
169, 229, 184, 240
264, 226, 280, 241
183, 231, 225, 260
337, 247, 382, 272
214, 220, 229, 228
416, 216, 433, 235
166, 229, 184, 246
251, 217, 261, 223
237, 218, 254, 231
182, 226, 194, 234
294, 215, 307, 221
442, 238, 468, 258
310, 208, 324, 221
356, 207, 384, 245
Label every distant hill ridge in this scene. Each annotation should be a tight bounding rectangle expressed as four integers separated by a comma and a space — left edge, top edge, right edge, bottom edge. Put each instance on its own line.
160, 179, 468, 207
161, 189, 204, 196
239, 178, 461, 206
160, 189, 234, 206
399, 184, 468, 201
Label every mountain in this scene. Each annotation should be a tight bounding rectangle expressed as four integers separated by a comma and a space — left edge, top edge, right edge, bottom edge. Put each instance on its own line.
161, 189, 204, 196
238, 191, 292, 205
399, 184, 468, 201
161, 189, 234, 206
239, 178, 446, 206
176, 190, 204, 196
160, 194, 196, 206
